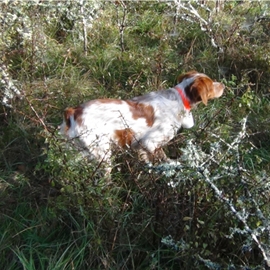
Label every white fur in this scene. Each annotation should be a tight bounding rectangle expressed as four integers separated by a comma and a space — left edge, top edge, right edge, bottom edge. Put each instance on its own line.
59, 71, 224, 173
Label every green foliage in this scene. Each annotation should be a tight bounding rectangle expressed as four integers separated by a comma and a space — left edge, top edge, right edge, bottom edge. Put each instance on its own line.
1, 1, 270, 269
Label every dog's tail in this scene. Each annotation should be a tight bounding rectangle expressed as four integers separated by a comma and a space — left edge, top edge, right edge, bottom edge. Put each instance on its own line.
63, 107, 75, 131
59, 107, 78, 136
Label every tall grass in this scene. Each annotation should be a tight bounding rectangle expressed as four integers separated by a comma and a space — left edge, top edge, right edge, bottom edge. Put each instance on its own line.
1, 1, 270, 269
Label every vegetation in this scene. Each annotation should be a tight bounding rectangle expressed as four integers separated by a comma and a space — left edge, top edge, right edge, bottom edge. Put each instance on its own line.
1, 1, 270, 269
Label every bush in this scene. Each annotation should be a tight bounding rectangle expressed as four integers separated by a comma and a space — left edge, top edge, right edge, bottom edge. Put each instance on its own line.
1, 1, 270, 269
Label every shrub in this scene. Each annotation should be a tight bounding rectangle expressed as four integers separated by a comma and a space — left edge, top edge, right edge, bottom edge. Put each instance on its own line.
1, 1, 270, 269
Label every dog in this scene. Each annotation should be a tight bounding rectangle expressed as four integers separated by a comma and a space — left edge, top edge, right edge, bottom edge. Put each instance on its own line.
59, 71, 225, 175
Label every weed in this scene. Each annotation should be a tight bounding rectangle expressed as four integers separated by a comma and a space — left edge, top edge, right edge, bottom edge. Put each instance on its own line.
1, 1, 270, 269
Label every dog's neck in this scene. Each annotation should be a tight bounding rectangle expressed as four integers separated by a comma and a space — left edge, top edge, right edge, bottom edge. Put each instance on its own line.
174, 85, 191, 110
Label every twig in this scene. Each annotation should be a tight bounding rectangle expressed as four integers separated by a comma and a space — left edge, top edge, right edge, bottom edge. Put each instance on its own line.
80, 0, 88, 55
25, 95, 48, 132
117, 0, 127, 52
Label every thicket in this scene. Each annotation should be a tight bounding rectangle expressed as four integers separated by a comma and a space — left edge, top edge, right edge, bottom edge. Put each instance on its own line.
0, 1, 270, 269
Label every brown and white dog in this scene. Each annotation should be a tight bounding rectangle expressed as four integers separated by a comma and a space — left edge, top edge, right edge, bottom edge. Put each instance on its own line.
59, 71, 224, 174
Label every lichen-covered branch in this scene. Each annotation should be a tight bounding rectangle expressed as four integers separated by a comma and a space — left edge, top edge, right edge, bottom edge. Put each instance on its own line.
157, 116, 270, 267
0, 63, 22, 107
171, 0, 223, 52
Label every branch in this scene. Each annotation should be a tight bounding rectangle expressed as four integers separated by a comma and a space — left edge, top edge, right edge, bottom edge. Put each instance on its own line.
198, 117, 270, 267
116, 0, 127, 52
172, 0, 223, 52
79, 0, 88, 55
0, 63, 22, 107
199, 167, 270, 267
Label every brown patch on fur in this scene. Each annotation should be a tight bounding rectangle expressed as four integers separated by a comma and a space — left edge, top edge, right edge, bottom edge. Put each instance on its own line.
177, 70, 198, 83
64, 108, 74, 130
195, 77, 214, 105
185, 76, 215, 105
178, 71, 224, 105
114, 128, 135, 147
126, 101, 155, 127
97, 99, 122, 104
73, 106, 83, 125
64, 106, 83, 130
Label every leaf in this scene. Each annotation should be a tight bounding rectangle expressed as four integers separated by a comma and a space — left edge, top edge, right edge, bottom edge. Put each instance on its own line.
183, 216, 192, 221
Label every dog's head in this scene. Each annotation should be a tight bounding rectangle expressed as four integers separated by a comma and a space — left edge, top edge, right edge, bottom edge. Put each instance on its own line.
177, 71, 225, 105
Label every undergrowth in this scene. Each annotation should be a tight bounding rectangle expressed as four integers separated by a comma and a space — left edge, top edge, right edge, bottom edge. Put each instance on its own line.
1, 1, 270, 269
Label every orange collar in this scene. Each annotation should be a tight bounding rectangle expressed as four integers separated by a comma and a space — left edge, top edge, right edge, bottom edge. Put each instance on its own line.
174, 86, 191, 110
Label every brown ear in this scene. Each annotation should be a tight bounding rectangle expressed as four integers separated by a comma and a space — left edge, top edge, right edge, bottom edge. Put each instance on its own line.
188, 82, 209, 105
192, 77, 215, 105
197, 86, 209, 105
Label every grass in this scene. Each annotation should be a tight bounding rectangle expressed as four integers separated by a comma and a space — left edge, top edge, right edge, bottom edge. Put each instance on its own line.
1, 1, 270, 269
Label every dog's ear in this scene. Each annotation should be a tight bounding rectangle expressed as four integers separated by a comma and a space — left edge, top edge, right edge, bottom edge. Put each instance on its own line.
196, 84, 209, 105
188, 78, 212, 105
195, 79, 225, 105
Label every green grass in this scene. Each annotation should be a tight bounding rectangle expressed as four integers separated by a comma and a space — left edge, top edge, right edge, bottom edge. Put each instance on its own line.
1, 1, 270, 269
